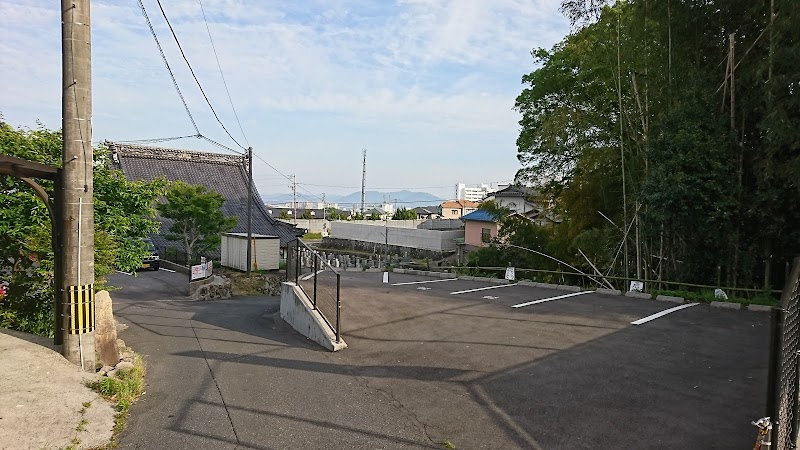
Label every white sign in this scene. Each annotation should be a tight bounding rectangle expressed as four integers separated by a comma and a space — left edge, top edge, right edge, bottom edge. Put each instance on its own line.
191, 260, 214, 281
629, 281, 645, 292
505, 267, 516, 281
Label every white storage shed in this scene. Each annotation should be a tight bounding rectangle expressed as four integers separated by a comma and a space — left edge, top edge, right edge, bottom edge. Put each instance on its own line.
221, 233, 280, 271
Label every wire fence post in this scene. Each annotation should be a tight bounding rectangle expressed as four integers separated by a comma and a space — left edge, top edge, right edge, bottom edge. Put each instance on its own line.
295, 241, 300, 284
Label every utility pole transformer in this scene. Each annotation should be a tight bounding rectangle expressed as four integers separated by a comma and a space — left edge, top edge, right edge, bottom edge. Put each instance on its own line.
61, 0, 96, 370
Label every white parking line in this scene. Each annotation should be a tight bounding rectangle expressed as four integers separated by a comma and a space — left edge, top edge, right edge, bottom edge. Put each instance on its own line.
631, 303, 699, 325
159, 268, 176, 273
392, 279, 459, 286
300, 269, 326, 281
511, 291, 592, 308
115, 270, 133, 276
450, 284, 517, 295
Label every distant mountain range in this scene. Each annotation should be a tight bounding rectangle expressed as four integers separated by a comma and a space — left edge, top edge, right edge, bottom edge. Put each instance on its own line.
261, 190, 444, 209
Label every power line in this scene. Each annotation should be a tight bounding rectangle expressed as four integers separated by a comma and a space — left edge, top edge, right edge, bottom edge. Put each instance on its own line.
136, 0, 199, 134
116, 134, 200, 144
155, 0, 246, 151
197, 0, 249, 147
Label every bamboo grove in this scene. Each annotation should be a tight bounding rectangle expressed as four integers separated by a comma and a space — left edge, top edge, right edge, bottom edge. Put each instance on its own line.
510, 0, 799, 291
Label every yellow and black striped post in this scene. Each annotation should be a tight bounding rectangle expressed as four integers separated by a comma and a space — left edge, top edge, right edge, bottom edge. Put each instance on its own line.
66, 284, 95, 335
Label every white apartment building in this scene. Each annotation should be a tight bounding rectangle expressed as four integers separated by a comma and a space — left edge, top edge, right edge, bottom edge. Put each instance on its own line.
455, 183, 498, 202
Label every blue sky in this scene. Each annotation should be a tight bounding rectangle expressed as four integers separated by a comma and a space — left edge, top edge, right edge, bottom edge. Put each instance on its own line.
0, 0, 569, 202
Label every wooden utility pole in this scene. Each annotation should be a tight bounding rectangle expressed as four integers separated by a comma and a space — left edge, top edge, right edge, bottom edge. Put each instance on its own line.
246, 147, 252, 276
61, 0, 96, 370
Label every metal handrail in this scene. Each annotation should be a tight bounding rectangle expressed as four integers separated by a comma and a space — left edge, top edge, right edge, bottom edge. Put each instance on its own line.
288, 239, 341, 343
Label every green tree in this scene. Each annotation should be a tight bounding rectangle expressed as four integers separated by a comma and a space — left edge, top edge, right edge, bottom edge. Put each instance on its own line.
352, 212, 364, 220
0, 121, 163, 337
392, 207, 417, 220
368, 211, 381, 221
157, 181, 236, 266
278, 210, 290, 220
301, 209, 312, 220
512, 0, 800, 290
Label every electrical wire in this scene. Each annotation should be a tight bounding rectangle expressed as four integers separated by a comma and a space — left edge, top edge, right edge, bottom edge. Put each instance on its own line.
136, 0, 199, 135
197, 0, 249, 147
155, 0, 246, 151
116, 134, 200, 144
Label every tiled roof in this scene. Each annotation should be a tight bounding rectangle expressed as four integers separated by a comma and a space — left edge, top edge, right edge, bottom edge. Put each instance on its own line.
461, 210, 498, 223
106, 142, 301, 252
492, 185, 539, 198
441, 200, 480, 209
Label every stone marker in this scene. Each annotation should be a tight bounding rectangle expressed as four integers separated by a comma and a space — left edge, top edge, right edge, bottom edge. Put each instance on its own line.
94, 290, 119, 367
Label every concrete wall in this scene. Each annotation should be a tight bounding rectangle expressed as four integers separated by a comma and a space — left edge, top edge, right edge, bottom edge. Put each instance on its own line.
464, 221, 497, 247
280, 282, 346, 351
280, 218, 463, 233
330, 222, 463, 252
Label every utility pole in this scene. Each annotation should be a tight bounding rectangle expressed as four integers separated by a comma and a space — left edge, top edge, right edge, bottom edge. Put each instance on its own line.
290, 174, 297, 225
361, 149, 366, 215
61, 0, 95, 370
246, 147, 252, 276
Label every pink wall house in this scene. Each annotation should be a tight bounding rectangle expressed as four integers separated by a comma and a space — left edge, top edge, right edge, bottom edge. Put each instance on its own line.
462, 210, 499, 247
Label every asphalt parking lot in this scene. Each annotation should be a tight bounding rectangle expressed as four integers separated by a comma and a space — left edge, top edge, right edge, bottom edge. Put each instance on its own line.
111, 269, 770, 449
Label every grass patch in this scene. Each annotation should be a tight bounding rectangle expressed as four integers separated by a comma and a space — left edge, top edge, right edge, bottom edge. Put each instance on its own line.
302, 232, 323, 240
650, 289, 780, 306
88, 354, 146, 449
441, 440, 457, 449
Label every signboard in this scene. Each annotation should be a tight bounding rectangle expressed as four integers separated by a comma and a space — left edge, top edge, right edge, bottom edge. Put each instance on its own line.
629, 281, 644, 292
191, 259, 214, 281
505, 267, 516, 281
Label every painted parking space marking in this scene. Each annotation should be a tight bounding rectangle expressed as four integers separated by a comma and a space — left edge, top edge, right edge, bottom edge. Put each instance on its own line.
115, 270, 133, 276
450, 284, 518, 295
483, 295, 499, 300
631, 303, 699, 325
300, 269, 326, 281
392, 278, 459, 286
417, 287, 431, 291
512, 291, 593, 308
159, 268, 176, 273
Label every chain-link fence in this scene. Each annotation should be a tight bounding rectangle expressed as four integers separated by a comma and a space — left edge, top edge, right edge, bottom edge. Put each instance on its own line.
286, 239, 341, 343
769, 257, 800, 449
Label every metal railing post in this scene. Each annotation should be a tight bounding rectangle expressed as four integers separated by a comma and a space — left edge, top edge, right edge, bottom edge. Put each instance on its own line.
295, 241, 300, 284
336, 273, 341, 343
313, 253, 318, 309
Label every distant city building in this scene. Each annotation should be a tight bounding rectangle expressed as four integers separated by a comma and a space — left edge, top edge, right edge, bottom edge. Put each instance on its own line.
439, 200, 480, 220
455, 183, 498, 202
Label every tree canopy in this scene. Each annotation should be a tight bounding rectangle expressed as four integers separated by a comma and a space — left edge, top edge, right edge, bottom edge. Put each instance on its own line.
0, 121, 164, 336
392, 207, 417, 220
156, 181, 236, 265
508, 0, 799, 291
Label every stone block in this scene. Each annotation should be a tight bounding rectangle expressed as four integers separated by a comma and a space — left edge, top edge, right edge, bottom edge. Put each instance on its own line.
595, 288, 622, 296
557, 285, 582, 292
94, 290, 119, 367
747, 304, 773, 312
655, 294, 684, 304
710, 301, 741, 310
534, 282, 558, 289
625, 291, 652, 299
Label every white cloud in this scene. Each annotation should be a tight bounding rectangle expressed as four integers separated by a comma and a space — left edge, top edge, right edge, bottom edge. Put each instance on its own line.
0, 0, 569, 193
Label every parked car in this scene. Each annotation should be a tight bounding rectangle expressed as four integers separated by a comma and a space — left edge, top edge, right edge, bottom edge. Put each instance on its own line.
141, 238, 160, 271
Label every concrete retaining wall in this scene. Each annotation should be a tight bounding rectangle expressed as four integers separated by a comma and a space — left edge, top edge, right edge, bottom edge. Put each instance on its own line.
280, 282, 346, 351
330, 222, 463, 252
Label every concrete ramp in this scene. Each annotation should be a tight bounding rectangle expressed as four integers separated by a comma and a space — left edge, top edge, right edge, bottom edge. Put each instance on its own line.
280, 282, 347, 351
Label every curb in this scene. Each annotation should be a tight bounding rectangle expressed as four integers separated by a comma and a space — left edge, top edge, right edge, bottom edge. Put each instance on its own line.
557, 285, 582, 292
458, 276, 476, 281
517, 280, 537, 287
710, 301, 741, 310
747, 304, 772, 312
625, 291, 651, 299
655, 295, 685, 304
534, 282, 558, 289
595, 288, 622, 296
